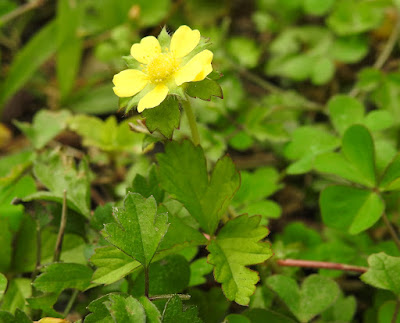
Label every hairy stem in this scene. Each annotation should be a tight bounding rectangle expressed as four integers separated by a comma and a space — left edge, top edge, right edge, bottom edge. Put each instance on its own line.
144, 266, 150, 298
181, 97, 200, 146
382, 213, 400, 252
149, 294, 191, 301
63, 289, 79, 317
31, 220, 42, 282
54, 190, 68, 262
277, 259, 367, 273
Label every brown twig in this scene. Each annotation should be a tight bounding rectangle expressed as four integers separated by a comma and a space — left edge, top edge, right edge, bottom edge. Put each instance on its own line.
53, 190, 68, 262
277, 259, 367, 273
382, 213, 400, 252
0, 0, 45, 25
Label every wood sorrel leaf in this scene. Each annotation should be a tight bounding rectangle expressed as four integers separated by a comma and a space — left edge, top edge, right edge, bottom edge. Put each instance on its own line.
379, 153, 400, 191
162, 295, 202, 323
361, 252, 400, 295
102, 193, 169, 268
320, 185, 384, 234
328, 95, 364, 135
157, 140, 240, 234
267, 274, 340, 323
207, 215, 272, 305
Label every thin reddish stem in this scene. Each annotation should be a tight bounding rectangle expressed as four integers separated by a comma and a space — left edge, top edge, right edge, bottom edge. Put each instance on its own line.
277, 259, 367, 273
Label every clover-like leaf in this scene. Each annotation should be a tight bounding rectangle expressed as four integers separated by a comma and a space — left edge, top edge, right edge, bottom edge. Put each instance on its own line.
267, 274, 340, 323
361, 252, 400, 295
320, 185, 384, 234
102, 193, 169, 267
207, 215, 272, 305
157, 140, 240, 234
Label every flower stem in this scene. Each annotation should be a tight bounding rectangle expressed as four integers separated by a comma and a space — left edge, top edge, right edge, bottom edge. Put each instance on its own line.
181, 97, 200, 146
144, 266, 150, 298
277, 259, 367, 273
54, 190, 68, 262
149, 294, 191, 301
63, 289, 79, 317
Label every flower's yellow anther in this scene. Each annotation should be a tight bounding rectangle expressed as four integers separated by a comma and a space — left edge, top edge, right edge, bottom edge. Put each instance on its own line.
145, 53, 180, 84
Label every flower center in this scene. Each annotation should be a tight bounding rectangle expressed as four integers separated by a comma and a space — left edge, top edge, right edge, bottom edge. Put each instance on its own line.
145, 53, 179, 84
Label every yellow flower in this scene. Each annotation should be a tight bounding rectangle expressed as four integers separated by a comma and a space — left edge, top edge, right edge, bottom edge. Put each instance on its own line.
112, 25, 213, 113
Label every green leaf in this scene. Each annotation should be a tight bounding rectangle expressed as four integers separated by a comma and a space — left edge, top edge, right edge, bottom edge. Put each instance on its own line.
0, 218, 12, 272
361, 252, 400, 295
266, 274, 340, 323
128, 164, 164, 204
68, 115, 143, 152
189, 257, 213, 287
91, 246, 141, 285
321, 294, 357, 323
26, 293, 60, 318
157, 140, 240, 234
25, 150, 91, 217
284, 126, 339, 174
224, 314, 251, 323
328, 95, 364, 135
91, 203, 114, 231
132, 255, 190, 296
311, 57, 335, 85
0, 278, 31, 314
85, 294, 149, 323
320, 185, 384, 234
56, 0, 83, 99
105, 294, 146, 322
0, 273, 6, 301
243, 308, 297, 323
380, 154, 400, 191
33, 263, 93, 294
0, 20, 58, 107
330, 35, 368, 63
186, 78, 223, 101
303, 0, 334, 15
327, 0, 385, 36
102, 193, 169, 267
138, 296, 162, 323
378, 301, 400, 323
207, 215, 272, 305
14, 110, 71, 149
364, 110, 394, 131
141, 96, 180, 139
227, 37, 261, 68
162, 295, 202, 323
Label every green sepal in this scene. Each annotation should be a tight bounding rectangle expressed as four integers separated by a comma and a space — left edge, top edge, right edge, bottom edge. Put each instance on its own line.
158, 26, 171, 49
122, 55, 141, 69
141, 96, 181, 139
186, 78, 223, 101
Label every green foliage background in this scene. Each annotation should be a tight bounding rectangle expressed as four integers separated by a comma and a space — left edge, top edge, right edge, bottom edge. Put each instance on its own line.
1, 0, 400, 322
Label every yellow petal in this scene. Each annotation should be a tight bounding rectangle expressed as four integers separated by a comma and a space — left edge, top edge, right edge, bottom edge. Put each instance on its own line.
174, 50, 213, 86
137, 84, 169, 112
112, 69, 149, 97
170, 25, 200, 58
130, 36, 161, 64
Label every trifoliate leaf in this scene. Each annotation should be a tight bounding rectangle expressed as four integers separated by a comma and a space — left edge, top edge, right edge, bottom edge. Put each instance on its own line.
14, 110, 71, 149
33, 263, 93, 294
186, 78, 223, 101
90, 246, 141, 285
320, 185, 384, 234
141, 96, 180, 139
102, 193, 169, 267
266, 274, 340, 323
328, 95, 364, 135
207, 215, 272, 305
162, 295, 202, 323
380, 154, 400, 191
361, 252, 400, 295
157, 140, 240, 234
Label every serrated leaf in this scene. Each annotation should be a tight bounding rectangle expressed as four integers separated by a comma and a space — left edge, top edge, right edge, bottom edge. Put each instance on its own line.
361, 252, 400, 295
157, 140, 240, 234
266, 274, 340, 323
138, 296, 162, 323
104, 294, 146, 323
33, 263, 92, 294
320, 185, 384, 234
207, 215, 272, 305
141, 96, 180, 139
189, 257, 213, 287
162, 295, 202, 323
243, 308, 297, 323
328, 95, 364, 135
26, 293, 60, 318
0, 278, 31, 314
24, 151, 90, 217
91, 246, 141, 285
102, 193, 169, 267
14, 110, 71, 149
186, 78, 223, 101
